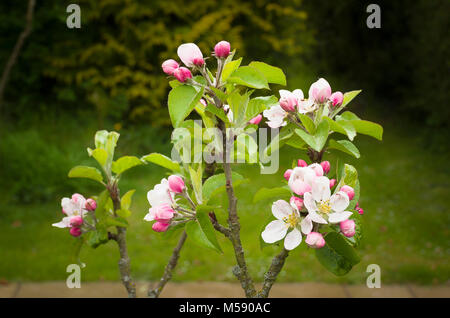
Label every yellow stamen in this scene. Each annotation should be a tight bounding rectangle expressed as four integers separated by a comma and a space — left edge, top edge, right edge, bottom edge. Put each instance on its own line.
283, 213, 299, 228
317, 200, 332, 214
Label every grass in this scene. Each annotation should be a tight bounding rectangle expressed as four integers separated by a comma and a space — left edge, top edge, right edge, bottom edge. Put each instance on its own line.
0, 111, 449, 285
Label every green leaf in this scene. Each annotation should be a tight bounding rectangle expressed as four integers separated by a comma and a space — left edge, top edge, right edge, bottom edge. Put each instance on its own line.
221, 57, 242, 82
341, 90, 361, 108
87, 148, 108, 167
328, 139, 360, 158
227, 89, 251, 127
121, 189, 135, 211
338, 164, 358, 189
202, 172, 244, 203
248, 61, 286, 85
338, 111, 360, 121
168, 85, 204, 127
298, 114, 316, 134
294, 129, 316, 150
253, 187, 292, 203
68, 166, 104, 184
210, 87, 228, 102
227, 66, 269, 89
246, 95, 277, 121
294, 119, 329, 152
111, 156, 143, 175
205, 104, 230, 124
141, 153, 180, 172
189, 165, 203, 203
116, 209, 131, 218
336, 120, 357, 141
86, 227, 109, 249
105, 216, 128, 228
185, 220, 219, 252
169, 80, 182, 89
315, 232, 361, 276
196, 205, 223, 253
94, 130, 120, 172
348, 120, 383, 141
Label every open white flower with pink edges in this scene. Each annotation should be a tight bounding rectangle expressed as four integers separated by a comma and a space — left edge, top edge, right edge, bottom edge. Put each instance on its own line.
261, 199, 313, 250
147, 178, 175, 208
304, 176, 353, 224
52, 194, 88, 228
263, 104, 287, 128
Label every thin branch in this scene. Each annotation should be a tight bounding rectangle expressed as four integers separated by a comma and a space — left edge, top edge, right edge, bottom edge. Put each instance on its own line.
148, 231, 188, 298
257, 248, 290, 298
0, 0, 35, 111
209, 212, 231, 239
108, 183, 136, 298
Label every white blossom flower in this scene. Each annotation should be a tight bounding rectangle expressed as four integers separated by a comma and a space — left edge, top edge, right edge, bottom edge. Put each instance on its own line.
263, 105, 287, 129
261, 200, 313, 250
147, 178, 175, 207
298, 99, 317, 114
52, 194, 88, 228
304, 176, 353, 224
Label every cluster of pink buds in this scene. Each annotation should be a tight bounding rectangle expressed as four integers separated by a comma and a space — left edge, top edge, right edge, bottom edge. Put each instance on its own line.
145, 175, 186, 232
162, 41, 231, 83
53, 194, 97, 237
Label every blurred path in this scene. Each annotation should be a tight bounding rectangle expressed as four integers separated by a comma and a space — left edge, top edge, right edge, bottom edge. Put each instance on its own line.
1, 282, 449, 298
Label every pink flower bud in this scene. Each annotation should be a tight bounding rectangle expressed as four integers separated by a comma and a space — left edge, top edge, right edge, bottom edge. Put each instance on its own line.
152, 222, 170, 232
330, 91, 344, 107
290, 196, 304, 210
173, 67, 192, 83
357, 208, 364, 215
200, 98, 207, 106
71, 193, 84, 203
308, 78, 332, 103
69, 227, 82, 237
340, 185, 355, 201
168, 175, 185, 193
85, 198, 97, 211
329, 178, 336, 188
340, 219, 356, 237
284, 169, 293, 181
297, 159, 308, 167
161, 59, 179, 75
70, 216, 83, 228
356, 202, 360, 209
320, 161, 331, 174
177, 43, 204, 68
249, 114, 262, 125
308, 163, 324, 177
279, 95, 298, 112
305, 232, 325, 248
214, 41, 231, 58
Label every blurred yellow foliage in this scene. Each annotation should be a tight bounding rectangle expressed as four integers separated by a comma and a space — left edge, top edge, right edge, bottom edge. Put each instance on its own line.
45, 0, 312, 126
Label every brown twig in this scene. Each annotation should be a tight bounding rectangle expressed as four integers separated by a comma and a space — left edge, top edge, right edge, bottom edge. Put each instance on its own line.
108, 183, 136, 298
148, 230, 188, 298
257, 248, 290, 298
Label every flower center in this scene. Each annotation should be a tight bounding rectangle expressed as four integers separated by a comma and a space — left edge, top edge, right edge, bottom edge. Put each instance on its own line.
317, 200, 332, 214
283, 213, 299, 228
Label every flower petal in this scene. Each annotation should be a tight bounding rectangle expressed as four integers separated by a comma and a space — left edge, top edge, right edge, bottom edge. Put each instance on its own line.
279, 89, 292, 99
312, 176, 331, 202
292, 89, 304, 101
300, 216, 313, 234
284, 228, 302, 250
308, 211, 328, 224
52, 217, 71, 228
272, 200, 293, 220
303, 192, 317, 213
330, 191, 350, 213
328, 211, 353, 223
177, 43, 203, 67
261, 220, 288, 243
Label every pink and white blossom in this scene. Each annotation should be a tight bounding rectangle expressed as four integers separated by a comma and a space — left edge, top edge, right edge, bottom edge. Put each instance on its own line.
304, 176, 353, 224
308, 163, 324, 177
168, 175, 185, 194
261, 200, 312, 250
283, 169, 293, 181
278, 89, 303, 112
147, 178, 175, 208
177, 43, 204, 67
298, 99, 317, 114
330, 91, 344, 107
290, 196, 304, 210
173, 67, 192, 82
340, 185, 355, 201
144, 203, 175, 223
305, 232, 325, 248
308, 78, 332, 103
288, 166, 317, 195
53, 195, 88, 228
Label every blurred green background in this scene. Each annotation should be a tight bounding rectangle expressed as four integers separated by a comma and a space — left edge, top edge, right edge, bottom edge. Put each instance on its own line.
0, 0, 448, 285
